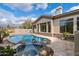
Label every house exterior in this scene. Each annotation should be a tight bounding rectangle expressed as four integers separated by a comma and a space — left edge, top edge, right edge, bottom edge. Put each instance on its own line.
32, 9, 79, 36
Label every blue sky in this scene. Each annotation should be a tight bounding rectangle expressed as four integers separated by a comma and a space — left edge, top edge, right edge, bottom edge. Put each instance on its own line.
0, 3, 79, 25
0, 3, 79, 17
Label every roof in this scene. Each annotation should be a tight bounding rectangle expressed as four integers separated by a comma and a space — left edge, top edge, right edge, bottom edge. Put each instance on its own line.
53, 9, 79, 19
32, 9, 79, 24
32, 15, 53, 24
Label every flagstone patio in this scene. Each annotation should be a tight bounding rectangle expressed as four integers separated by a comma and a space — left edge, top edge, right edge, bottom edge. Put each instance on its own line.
49, 39, 74, 56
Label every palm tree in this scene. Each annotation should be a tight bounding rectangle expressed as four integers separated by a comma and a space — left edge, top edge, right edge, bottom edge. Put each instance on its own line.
21, 19, 32, 29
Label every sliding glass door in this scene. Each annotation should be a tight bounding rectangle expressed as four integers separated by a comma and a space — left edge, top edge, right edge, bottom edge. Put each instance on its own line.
48, 22, 51, 32
60, 18, 73, 34
77, 17, 79, 30
40, 23, 46, 32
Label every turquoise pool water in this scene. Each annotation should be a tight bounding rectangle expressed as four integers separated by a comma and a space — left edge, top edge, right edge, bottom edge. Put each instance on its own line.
9, 34, 47, 44
8, 35, 53, 56
16, 44, 40, 56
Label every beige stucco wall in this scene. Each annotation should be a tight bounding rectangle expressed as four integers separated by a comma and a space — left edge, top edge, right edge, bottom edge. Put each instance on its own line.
33, 13, 79, 36
35, 18, 52, 24
53, 14, 79, 34
33, 18, 53, 33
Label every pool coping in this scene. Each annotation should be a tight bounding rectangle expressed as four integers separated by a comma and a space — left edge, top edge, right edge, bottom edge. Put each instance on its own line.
7, 34, 50, 45
8, 33, 58, 44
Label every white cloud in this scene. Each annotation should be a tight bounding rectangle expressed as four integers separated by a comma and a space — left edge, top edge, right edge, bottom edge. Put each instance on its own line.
6, 3, 33, 12
67, 5, 79, 12
6, 3, 48, 11
0, 9, 17, 25
17, 17, 28, 21
50, 6, 63, 16
17, 21, 25, 24
50, 8, 56, 16
1, 18, 7, 22
36, 3, 48, 10
0, 9, 28, 27
5, 3, 48, 12
13, 16, 37, 25
31, 17, 37, 21
18, 16, 37, 21
0, 9, 32, 25
0, 4, 40, 27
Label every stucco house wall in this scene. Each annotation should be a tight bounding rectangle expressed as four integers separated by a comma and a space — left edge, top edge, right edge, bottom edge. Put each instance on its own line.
33, 18, 53, 33
35, 18, 51, 24
53, 14, 79, 34
32, 9, 79, 36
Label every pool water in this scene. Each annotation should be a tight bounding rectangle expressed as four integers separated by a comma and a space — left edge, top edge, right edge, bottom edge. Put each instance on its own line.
9, 34, 47, 44
15, 44, 43, 56
8, 35, 53, 56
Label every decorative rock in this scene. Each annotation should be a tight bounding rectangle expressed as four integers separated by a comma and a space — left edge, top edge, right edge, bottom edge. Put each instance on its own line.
39, 50, 48, 56
43, 39, 51, 44
32, 39, 37, 43
39, 46, 54, 56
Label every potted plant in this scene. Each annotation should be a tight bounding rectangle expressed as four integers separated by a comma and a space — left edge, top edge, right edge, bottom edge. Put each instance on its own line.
63, 32, 70, 40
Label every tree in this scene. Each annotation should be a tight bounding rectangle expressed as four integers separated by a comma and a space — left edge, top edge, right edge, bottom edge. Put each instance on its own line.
0, 29, 10, 43
21, 18, 32, 29
0, 30, 3, 43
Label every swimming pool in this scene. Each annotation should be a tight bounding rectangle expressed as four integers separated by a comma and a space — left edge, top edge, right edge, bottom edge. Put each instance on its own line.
8, 34, 47, 44
15, 44, 54, 56
15, 44, 40, 56
8, 34, 53, 56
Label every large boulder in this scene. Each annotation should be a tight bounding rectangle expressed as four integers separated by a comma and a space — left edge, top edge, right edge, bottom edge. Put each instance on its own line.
43, 39, 51, 44
39, 46, 54, 56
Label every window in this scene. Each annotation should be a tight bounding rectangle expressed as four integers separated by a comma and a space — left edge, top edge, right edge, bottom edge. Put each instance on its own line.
33, 25, 36, 29
37, 24, 39, 32
60, 20, 66, 33
40, 23, 46, 32
60, 18, 73, 34
66, 18, 73, 33
48, 22, 51, 32
77, 17, 79, 30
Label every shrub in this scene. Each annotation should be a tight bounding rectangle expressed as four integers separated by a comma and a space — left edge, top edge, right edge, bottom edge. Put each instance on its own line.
63, 32, 70, 40
0, 46, 16, 56
3, 31, 9, 38
0, 29, 10, 43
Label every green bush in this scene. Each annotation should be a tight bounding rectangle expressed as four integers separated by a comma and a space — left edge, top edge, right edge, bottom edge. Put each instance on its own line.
3, 31, 10, 38
0, 46, 16, 56
63, 32, 70, 39
0, 30, 10, 43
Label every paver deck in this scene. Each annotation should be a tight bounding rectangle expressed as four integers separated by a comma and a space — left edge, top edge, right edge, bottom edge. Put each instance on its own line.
33, 34, 74, 56
49, 39, 74, 56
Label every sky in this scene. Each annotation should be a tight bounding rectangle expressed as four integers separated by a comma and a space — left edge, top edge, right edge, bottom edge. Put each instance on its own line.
0, 3, 79, 26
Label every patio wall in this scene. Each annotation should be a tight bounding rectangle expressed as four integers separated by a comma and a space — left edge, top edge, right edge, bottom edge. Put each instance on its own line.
34, 32, 52, 37
10, 29, 32, 35
75, 31, 79, 56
